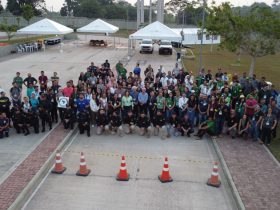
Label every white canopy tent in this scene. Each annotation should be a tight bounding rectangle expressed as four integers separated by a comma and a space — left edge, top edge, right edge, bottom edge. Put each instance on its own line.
128, 21, 182, 57
77, 19, 119, 47
17, 18, 74, 52
17, 18, 73, 35
77, 19, 119, 33
129, 21, 182, 41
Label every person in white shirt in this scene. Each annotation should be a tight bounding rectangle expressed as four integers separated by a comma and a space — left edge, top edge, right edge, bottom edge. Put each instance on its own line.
185, 75, 193, 90
160, 73, 169, 87
172, 63, 180, 76
178, 93, 188, 118
90, 93, 99, 127
169, 75, 178, 86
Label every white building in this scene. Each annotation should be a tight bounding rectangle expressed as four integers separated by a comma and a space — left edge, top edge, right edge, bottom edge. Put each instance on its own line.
172, 28, 221, 45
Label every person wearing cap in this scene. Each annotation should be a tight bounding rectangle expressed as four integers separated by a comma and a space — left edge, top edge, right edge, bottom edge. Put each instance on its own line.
13, 72, 23, 90
0, 91, 11, 122
96, 109, 109, 135
153, 110, 167, 140
0, 113, 9, 139
109, 111, 123, 136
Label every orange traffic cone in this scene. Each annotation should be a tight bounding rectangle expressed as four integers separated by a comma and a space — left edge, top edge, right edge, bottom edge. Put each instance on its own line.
207, 162, 221, 187
116, 155, 130, 181
76, 152, 91, 176
158, 157, 173, 183
51, 151, 66, 174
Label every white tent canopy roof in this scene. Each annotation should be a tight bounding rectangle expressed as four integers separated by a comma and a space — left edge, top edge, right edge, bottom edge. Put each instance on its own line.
77, 19, 119, 33
17, 18, 73, 35
129, 21, 182, 41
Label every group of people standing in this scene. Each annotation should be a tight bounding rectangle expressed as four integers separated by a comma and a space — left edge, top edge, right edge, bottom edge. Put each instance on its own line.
0, 60, 279, 145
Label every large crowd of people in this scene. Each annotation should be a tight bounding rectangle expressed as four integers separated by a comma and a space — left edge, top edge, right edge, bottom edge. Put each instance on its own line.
0, 60, 279, 146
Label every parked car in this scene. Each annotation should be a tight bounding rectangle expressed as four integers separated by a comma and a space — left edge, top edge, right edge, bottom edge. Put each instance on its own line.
159, 40, 173, 55
140, 39, 154, 54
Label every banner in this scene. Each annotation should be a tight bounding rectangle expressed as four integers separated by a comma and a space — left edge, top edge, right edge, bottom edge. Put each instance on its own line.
58, 97, 69, 108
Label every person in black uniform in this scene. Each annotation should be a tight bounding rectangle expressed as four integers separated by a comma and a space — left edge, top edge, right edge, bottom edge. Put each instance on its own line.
180, 114, 193, 137
0, 112, 9, 138
96, 109, 109, 135
124, 110, 136, 134
47, 88, 58, 123
167, 112, 181, 137
136, 112, 151, 137
38, 94, 52, 132
11, 107, 29, 135
63, 104, 75, 130
26, 109, 39, 134
148, 91, 157, 121
0, 91, 11, 125
77, 109, 91, 137
153, 110, 166, 139
109, 111, 123, 136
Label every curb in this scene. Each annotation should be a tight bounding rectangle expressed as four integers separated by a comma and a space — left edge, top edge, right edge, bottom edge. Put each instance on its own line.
263, 146, 280, 168
8, 126, 78, 210
211, 139, 246, 210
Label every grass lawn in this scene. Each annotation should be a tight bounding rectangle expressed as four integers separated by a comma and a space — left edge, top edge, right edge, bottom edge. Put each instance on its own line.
268, 128, 280, 162
181, 45, 280, 89
182, 44, 280, 162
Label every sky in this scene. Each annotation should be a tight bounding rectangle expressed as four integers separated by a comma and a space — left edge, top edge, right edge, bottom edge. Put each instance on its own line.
1, 0, 276, 12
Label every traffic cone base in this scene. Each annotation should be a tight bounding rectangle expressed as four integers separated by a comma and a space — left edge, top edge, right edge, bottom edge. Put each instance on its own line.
207, 178, 221, 187
116, 173, 130, 181
158, 175, 173, 183
51, 167, 66, 174
76, 169, 91, 177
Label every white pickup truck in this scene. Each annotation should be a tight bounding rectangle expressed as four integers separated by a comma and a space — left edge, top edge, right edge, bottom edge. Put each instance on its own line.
159, 40, 173, 55
140, 39, 154, 54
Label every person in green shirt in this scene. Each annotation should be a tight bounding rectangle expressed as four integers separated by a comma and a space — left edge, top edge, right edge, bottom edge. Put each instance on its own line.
121, 90, 133, 117
156, 91, 165, 112
13, 72, 23, 90
165, 92, 175, 120
119, 63, 127, 80
195, 116, 216, 140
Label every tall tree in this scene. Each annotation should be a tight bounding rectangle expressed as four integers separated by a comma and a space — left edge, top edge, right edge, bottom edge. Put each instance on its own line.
206, 3, 280, 76
0, 24, 18, 40
6, 0, 45, 16
22, 4, 34, 24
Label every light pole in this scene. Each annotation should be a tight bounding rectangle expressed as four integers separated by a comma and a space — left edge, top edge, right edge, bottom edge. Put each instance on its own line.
198, 0, 206, 73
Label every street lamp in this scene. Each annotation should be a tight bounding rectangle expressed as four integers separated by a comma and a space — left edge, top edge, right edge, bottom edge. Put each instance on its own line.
198, 0, 206, 72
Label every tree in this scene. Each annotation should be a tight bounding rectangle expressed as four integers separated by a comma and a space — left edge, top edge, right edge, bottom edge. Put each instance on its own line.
206, 3, 280, 76
0, 0, 3, 12
0, 24, 18, 40
22, 4, 34, 24
6, 0, 45, 16
75, 0, 105, 18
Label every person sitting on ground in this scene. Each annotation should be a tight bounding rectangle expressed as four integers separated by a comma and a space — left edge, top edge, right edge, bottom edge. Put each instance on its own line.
96, 109, 109, 135
0, 113, 9, 139
137, 112, 151, 138
195, 116, 215, 140
77, 109, 90, 137
153, 110, 166, 140
167, 112, 181, 137
109, 111, 123, 136
226, 109, 238, 139
180, 114, 193, 137
124, 110, 136, 134
238, 114, 250, 139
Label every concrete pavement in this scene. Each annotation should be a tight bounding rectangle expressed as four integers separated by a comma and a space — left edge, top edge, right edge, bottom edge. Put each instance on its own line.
23, 132, 238, 210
